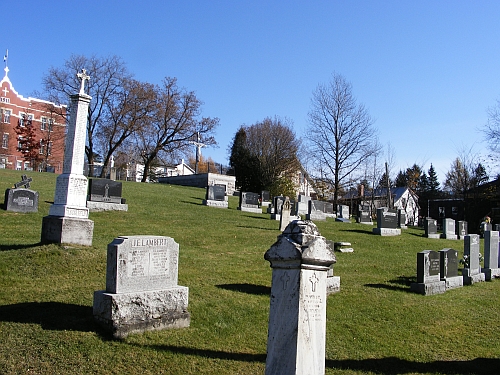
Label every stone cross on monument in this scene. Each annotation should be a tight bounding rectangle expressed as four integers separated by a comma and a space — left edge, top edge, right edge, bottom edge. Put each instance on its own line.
41, 69, 94, 246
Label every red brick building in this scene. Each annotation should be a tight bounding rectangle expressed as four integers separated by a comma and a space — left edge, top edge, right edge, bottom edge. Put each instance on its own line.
0, 64, 66, 172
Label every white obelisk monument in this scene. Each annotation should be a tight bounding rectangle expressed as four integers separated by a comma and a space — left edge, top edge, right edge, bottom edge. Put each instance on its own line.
41, 69, 94, 246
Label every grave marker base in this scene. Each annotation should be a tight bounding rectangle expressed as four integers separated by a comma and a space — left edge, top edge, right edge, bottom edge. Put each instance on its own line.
482, 268, 500, 281
441, 234, 458, 240
425, 234, 441, 239
203, 199, 228, 208
410, 281, 446, 295
372, 228, 401, 236
41, 216, 94, 246
87, 201, 128, 212
443, 276, 463, 289
462, 268, 486, 285
93, 287, 190, 339
238, 206, 262, 213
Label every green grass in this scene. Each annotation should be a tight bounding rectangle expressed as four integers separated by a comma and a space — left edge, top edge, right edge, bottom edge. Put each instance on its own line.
0, 168, 499, 374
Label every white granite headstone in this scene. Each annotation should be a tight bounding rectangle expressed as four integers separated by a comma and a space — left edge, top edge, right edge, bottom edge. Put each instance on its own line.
482, 231, 500, 280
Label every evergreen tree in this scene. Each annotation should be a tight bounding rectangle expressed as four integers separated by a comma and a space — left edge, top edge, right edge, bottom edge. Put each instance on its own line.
427, 164, 441, 197
394, 170, 407, 187
228, 127, 258, 191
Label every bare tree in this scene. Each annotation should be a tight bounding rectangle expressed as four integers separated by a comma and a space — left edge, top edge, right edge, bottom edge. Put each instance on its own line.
306, 73, 377, 205
42, 54, 132, 175
134, 77, 218, 182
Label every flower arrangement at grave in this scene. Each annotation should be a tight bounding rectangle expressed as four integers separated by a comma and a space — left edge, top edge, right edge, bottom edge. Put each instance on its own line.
459, 253, 483, 268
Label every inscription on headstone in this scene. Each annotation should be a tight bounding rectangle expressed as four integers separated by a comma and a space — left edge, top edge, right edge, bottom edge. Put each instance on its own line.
411, 250, 446, 295
373, 207, 400, 236
4, 177, 39, 213
88, 179, 123, 203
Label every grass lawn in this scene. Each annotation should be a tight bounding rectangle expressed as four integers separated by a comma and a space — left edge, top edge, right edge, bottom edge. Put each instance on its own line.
0, 169, 499, 375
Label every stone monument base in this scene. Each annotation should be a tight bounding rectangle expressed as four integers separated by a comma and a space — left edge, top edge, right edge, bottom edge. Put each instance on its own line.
441, 234, 458, 240
410, 281, 446, 295
326, 276, 340, 295
305, 213, 326, 221
462, 269, 486, 285
238, 206, 262, 213
41, 216, 94, 246
425, 234, 441, 239
372, 228, 401, 236
357, 220, 374, 225
203, 199, 228, 208
443, 276, 463, 289
399, 225, 408, 229
482, 268, 500, 281
87, 201, 128, 212
93, 286, 190, 339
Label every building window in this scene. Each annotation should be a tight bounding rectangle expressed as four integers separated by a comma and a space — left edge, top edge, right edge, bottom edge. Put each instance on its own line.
16, 160, 22, 170
47, 141, 52, 155
39, 139, 45, 154
17, 136, 24, 150
48, 119, 53, 132
24, 161, 31, 171
41, 117, 47, 130
0, 158, 6, 169
2, 133, 7, 148
3, 109, 10, 123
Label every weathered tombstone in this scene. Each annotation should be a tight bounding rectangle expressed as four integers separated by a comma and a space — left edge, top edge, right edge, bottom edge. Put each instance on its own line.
239, 191, 262, 213
41, 70, 94, 246
456, 221, 468, 240
279, 197, 292, 232
324, 202, 335, 218
398, 209, 407, 229
410, 250, 446, 295
357, 205, 372, 225
296, 194, 311, 216
424, 218, 440, 239
439, 248, 463, 289
462, 234, 485, 285
203, 185, 228, 208
441, 218, 457, 240
93, 235, 190, 339
86, 178, 128, 212
264, 220, 336, 375
373, 207, 401, 236
271, 196, 285, 220
4, 175, 38, 213
335, 204, 350, 223
482, 231, 500, 280
306, 200, 327, 221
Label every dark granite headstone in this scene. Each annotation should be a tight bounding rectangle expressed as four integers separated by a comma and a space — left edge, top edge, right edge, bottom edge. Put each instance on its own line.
456, 221, 468, 237
311, 200, 326, 213
324, 202, 334, 214
439, 248, 459, 279
376, 207, 398, 229
274, 196, 285, 214
398, 210, 406, 227
241, 192, 259, 207
88, 179, 123, 204
207, 185, 226, 201
261, 190, 270, 202
4, 188, 39, 213
417, 250, 441, 283
358, 210, 371, 223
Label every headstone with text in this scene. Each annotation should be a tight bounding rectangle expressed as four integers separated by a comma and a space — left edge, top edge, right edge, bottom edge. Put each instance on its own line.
424, 218, 440, 239
306, 200, 327, 221
261, 190, 271, 208
270, 196, 285, 220
335, 204, 350, 223
41, 70, 94, 246
264, 221, 336, 375
4, 175, 38, 213
441, 218, 457, 240
456, 220, 468, 240
239, 191, 262, 213
482, 230, 500, 280
357, 205, 372, 225
203, 185, 228, 208
373, 207, 401, 236
439, 248, 463, 289
398, 209, 407, 229
87, 178, 128, 212
462, 234, 485, 285
410, 250, 446, 295
93, 235, 190, 338
296, 195, 311, 216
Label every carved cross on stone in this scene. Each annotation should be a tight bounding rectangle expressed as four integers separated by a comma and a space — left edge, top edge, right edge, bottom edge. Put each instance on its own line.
77, 69, 90, 95
14, 174, 32, 189
280, 272, 290, 290
309, 272, 319, 292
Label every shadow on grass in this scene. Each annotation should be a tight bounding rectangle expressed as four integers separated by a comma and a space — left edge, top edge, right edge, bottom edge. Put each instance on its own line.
137, 344, 499, 374
325, 357, 500, 375
365, 275, 416, 293
237, 224, 276, 231
342, 229, 376, 235
0, 301, 105, 335
216, 283, 271, 296
0, 242, 43, 251
180, 200, 203, 206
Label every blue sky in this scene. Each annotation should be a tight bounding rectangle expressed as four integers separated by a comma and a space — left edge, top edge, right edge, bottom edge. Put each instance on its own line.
3, 1, 500, 184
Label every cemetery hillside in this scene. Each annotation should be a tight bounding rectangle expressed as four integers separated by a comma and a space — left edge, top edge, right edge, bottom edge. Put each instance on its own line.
1, 168, 500, 375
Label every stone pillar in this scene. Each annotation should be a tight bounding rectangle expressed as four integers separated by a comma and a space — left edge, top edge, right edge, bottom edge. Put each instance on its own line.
462, 234, 485, 285
264, 220, 336, 375
482, 231, 500, 280
279, 196, 291, 231
41, 70, 94, 246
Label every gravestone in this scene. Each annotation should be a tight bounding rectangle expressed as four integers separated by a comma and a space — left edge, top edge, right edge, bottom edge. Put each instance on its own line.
373, 207, 401, 236
261, 190, 271, 208
324, 202, 335, 218
87, 178, 128, 212
357, 205, 372, 225
424, 218, 440, 239
41, 70, 94, 246
296, 195, 311, 216
439, 248, 463, 289
4, 175, 38, 213
482, 231, 500, 280
326, 241, 341, 295
279, 197, 292, 232
271, 196, 285, 220
398, 209, 407, 229
335, 204, 350, 223
441, 218, 457, 240
306, 200, 327, 221
239, 191, 262, 213
93, 235, 190, 338
462, 234, 485, 285
264, 220, 336, 375
410, 250, 446, 295
456, 221, 468, 240
203, 185, 228, 208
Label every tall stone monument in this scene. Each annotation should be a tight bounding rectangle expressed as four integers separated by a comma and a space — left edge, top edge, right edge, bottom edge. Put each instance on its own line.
264, 220, 336, 375
462, 234, 485, 285
482, 230, 500, 280
41, 70, 94, 246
